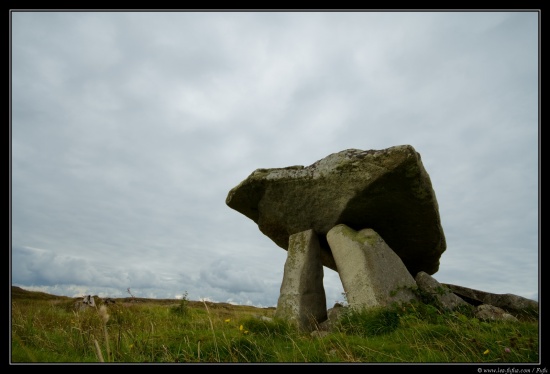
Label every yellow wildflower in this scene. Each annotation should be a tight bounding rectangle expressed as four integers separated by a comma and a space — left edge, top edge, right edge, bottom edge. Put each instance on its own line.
483, 349, 490, 355
225, 319, 231, 323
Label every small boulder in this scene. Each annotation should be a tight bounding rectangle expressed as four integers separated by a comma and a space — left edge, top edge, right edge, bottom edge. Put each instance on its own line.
443, 283, 538, 318
475, 304, 519, 322
318, 303, 346, 332
415, 271, 471, 311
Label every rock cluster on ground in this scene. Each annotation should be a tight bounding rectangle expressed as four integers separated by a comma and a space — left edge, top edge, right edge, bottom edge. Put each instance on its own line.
74, 295, 96, 311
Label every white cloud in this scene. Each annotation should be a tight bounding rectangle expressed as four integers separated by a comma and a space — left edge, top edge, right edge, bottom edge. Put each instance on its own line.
11, 11, 539, 306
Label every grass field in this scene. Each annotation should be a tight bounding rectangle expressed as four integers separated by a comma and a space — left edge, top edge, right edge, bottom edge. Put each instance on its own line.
10, 286, 540, 364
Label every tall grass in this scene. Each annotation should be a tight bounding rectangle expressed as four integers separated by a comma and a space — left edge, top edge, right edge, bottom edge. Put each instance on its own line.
10, 290, 539, 363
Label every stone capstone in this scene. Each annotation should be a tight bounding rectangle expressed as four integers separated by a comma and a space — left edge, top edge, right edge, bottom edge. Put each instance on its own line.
226, 145, 446, 276
327, 224, 418, 310
274, 229, 328, 331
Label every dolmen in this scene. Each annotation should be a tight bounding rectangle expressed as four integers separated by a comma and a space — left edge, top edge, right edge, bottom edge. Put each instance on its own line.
226, 145, 536, 331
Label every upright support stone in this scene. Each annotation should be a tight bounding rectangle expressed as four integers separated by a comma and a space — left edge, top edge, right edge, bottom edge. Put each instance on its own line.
327, 224, 418, 310
275, 229, 328, 331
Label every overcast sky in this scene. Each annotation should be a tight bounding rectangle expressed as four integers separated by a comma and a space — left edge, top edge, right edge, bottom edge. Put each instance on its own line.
10, 10, 539, 307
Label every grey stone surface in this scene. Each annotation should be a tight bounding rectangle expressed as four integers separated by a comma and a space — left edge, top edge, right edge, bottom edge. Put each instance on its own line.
226, 145, 446, 276
475, 304, 519, 322
327, 224, 418, 310
318, 303, 346, 332
443, 283, 538, 318
274, 229, 328, 331
415, 271, 471, 311
74, 295, 96, 311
